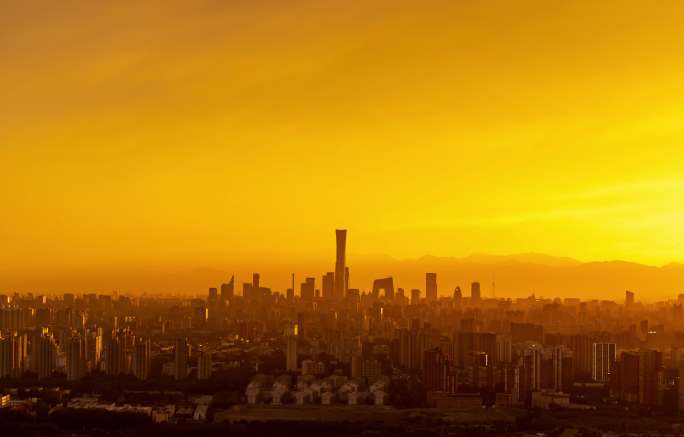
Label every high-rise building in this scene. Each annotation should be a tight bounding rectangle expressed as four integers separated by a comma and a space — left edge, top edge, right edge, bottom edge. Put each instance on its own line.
639, 349, 662, 405
198, 349, 212, 380
174, 338, 188, 380
625, 290, 635, 307
523, 344, 542, 393
410, 289, 421, 305
84, 329, 102, 373
0, 333, 27, 378
322, 272, 334, 300
453, 287, 462, 305
30, 330, 57, 379
334, 229, 347, 300
300, 277, 315, 301
286, 323, 298, 371
220, 276, 234, 302
426, 273, 437, 301
65, 336, 85, 381
618, 351, 640, 403
103, 336, 126, 376
132, 338, 151, 380
207, 288, 218, 304
471, 282, 481, 302
592, 343, 616, 382
550, 346, 564, 392
423, 348, 449, 391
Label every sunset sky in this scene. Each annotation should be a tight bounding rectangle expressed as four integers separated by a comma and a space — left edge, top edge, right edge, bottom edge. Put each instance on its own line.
2, 1, 684, 287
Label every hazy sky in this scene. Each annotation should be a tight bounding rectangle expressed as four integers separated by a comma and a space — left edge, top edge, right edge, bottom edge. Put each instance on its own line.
2, 0, 684, 276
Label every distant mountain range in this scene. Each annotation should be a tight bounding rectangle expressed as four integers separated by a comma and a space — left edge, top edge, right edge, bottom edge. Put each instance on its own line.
2, 253, 684, 301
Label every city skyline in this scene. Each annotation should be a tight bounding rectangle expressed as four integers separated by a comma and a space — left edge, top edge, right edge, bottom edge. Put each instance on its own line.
3, 229, 684, 302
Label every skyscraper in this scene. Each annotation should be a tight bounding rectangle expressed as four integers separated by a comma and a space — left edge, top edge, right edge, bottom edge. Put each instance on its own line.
322, 272, 334, 300
300, 277, 315, 301
198, 349, 212, 380
592, 343, 616, 382
220, 276, 234, 302
334, 229, 347, 300
174, 338, 188, 380
30, 330, 57, 379
133, 338, 151, 380
103, 336, 126, 376
0, 332, 27, 378
471, 282, 481, 302
286, 323, 298, 371
625, 290, 635, 306
426, 273, 437, 301
65, 335, 85, 381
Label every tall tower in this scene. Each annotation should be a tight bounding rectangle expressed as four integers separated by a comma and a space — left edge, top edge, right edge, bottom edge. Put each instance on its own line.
286, 323, 298, 371
133, 338, 151, 380
426, 273, 437, 300
65, 335, 85, 381
174, 338, 188, 380
334, 229, 347, 300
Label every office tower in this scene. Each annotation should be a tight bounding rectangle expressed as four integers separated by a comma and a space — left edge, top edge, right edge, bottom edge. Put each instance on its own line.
423, 348, 449, 391
410, 289, 421, 305
65, 336, 85, 381
30, 330, 57, 379
568, 334, 592, 377
639, 349, 662, 405
207, 287, 218, 304
300, 277, 315, 301
456, 332, 496, 368
198, 349, 212, 380
470, 281, 481, 302
84, 329, 102, 372
496, 335, 512, 363
550, 346, 564, 392
523, 344, 542, 393
103, 336, 125, 376
322, 272, 334, 300
426, 273, 437, 301
0, 307, 28, 331
63, 293, 75, 306
398, 327, 428, 370
220, 276, 234, 302
625, 290, 635, 307
132, 338, 151, 380
592, 343, 616, 382
617, 351, 640, 403
0, 333, 27, 378
286, 323, 298, 371
453, 286, 462, 304
511, 322, 544, 344
174, 338, 189, 380
334, 229, 347, 300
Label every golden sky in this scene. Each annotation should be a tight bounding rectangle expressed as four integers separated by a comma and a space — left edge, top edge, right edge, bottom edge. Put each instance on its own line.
2, 0, 684, 277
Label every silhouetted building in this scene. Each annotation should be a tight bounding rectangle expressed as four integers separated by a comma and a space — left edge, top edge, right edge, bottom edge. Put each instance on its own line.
174, 338, 188, 380
65, 336, 85, 381
411, 289, 421, 305
322, 272, 334, 300
426, 273, 437, 301
592, 343, 616, 382
286, 323, 298, 371
625, 290, 635, 307
471, 282, 481, 302
220, 276, 234, 301
335, 229, 347, 300
198, 349, 212, 380
133, 338, 151, 380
